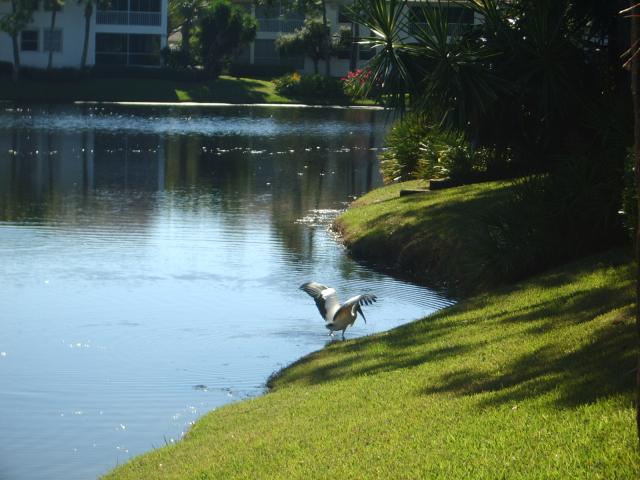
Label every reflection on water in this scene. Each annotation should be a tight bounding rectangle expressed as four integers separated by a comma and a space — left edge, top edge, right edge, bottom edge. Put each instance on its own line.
0, 105, 451, 480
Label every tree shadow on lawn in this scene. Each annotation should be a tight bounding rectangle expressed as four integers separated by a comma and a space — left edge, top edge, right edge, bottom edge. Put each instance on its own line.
420, 299, 635, 409
274, 253, 635, 411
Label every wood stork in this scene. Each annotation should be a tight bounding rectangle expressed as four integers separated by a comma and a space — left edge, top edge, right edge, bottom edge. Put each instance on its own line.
300, 282, 377, 339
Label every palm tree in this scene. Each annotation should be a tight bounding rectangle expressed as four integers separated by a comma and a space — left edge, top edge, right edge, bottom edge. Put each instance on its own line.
0, 0, 37, 80
46, 0, 64, 69
78, 0, 94, 69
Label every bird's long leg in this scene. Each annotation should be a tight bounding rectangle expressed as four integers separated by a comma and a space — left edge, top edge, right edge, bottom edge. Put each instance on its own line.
341, 329, 346, 340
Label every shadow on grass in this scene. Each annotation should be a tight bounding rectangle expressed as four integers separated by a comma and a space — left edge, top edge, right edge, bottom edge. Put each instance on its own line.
272, 252, 635, 410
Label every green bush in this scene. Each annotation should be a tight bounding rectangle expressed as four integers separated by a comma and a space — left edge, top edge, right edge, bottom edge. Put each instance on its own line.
380, 115, 488, 183
273, 73, 347, 102
161, 47, 193, 70
473, 157, 626, 284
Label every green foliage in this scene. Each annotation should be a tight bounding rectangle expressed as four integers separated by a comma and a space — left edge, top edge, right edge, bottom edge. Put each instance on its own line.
273, 72, 347, 102
275, 17, 329, 74
349, 0, 631, 169
197, 0, 257, 78
0, 0, 35, 36
380, 114, 488, 183
474, 159, 625, 284
161, 46, 193, 69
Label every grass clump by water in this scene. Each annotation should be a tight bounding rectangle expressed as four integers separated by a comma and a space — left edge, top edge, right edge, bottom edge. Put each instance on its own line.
104, 249, 638, 479
335, 180, 516, 296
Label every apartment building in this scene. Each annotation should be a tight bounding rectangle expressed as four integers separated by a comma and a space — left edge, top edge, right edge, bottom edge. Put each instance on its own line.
233, 0, 481, 77
0, 0, 168, 69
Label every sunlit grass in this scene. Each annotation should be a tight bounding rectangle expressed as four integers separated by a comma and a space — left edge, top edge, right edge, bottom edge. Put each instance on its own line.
104, 249, 638, 479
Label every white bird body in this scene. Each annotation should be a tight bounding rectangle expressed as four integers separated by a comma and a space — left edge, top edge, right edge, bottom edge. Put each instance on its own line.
300, 282, 377, 339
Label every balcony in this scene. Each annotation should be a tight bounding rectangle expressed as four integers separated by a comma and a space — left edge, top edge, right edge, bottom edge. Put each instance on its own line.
256, 18, 303, 33
96, 10, 161, 26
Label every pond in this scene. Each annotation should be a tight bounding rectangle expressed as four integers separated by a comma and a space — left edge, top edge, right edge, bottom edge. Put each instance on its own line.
0, 105, 452, 480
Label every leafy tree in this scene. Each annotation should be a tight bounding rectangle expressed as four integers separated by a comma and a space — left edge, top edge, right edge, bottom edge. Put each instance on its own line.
169, 0, 203, 59
198, 0, 256, 77
275, 17, 328, 74
258, 0, 330, 75
0, 0, 37, 80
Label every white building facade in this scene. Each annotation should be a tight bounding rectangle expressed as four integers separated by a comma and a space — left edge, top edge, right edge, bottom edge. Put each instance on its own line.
232, 0, 374, 78
0, 0, 168, 69
234, 0, 480, 77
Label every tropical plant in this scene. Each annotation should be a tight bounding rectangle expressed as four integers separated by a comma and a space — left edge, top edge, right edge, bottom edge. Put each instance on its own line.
0, 0, 37, 80
169, 0, 203, 60
197, 0, 257, 78
380, 114, 488, 183
45, 0, 63, 69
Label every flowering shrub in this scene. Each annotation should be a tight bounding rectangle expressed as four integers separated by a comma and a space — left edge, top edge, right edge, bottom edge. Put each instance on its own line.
274, 73, 347, 102
341, 68, 375, 100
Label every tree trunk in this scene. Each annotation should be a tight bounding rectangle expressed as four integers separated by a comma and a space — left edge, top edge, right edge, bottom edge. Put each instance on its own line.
11, 33, 20, 82
313, 58, 318, 74
349, 21, 359, 72
81, 1, 93, 69
181, 22, 190, 54
10, 0, 20, 82
47, 7, 58, 70
321, 0, 330, 77
631, 0, 640, 445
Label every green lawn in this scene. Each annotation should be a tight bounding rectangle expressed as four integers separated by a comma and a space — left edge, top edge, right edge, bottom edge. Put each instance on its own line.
104, 248, 638, 479
103, 181, 639, 479
0, 75, 292, 103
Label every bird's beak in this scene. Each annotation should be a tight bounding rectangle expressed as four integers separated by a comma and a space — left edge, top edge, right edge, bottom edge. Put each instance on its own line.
358, 306, 367, 323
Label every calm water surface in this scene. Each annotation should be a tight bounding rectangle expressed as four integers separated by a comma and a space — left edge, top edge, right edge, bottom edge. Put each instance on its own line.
0, 105, 451, 480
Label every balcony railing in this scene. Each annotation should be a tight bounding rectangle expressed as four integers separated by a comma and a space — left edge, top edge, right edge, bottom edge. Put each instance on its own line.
256, 18, 303, 33
96, 10, 161, 26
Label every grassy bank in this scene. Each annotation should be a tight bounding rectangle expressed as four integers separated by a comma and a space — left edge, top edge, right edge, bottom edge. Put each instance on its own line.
105, 247, 638, 479
0, 75, 292, 104
104, 181, 638, 479
335, 180, 517, 296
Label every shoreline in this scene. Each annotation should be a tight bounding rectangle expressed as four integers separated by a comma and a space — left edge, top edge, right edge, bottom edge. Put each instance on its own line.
74, 100, 385, 110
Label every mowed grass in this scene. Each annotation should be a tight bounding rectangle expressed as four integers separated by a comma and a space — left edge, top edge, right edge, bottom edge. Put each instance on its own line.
0, 75, 291, 103
336, 180, 516, 296
104, 249, 639, 479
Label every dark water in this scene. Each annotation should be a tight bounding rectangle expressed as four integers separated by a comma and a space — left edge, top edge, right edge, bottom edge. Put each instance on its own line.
0, 105, 451, 480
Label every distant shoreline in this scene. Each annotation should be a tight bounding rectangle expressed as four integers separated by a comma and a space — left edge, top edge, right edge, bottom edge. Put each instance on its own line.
73, 100, 385, 110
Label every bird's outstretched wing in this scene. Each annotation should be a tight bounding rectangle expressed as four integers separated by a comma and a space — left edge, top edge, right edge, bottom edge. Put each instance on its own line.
300, 282, 340, 322
334, 294, 377, 322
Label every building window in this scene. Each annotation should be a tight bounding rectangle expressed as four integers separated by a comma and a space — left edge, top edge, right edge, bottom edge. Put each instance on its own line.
254, 39, 304, 69
130, 0, 160, 12
128, 34, 161, 65
20, 30, 39, 51
43, 29, 63, 52
95, 33, 161, 66
95, 33, 127, 65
